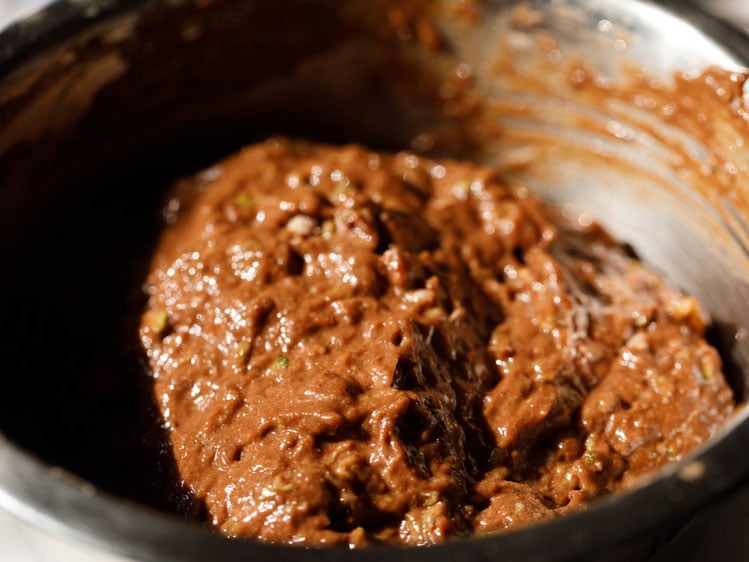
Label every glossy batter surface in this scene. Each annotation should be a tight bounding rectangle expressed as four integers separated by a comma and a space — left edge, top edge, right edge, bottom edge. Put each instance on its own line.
139, 139, 734, 546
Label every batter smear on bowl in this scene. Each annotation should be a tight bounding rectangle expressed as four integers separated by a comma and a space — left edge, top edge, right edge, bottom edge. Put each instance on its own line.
139, 138, 734, 546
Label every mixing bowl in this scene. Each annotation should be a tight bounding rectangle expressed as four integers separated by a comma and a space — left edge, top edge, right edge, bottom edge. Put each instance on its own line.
1, 1, 748, 560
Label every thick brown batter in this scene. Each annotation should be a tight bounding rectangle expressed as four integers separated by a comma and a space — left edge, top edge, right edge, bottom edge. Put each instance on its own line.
139, 138, 734, 546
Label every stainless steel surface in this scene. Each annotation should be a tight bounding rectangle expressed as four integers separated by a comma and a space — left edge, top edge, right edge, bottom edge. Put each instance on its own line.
0, 0, 50, 28
0, 0, 749, 562
698, 0, 749, 29
0, 508, 133, 562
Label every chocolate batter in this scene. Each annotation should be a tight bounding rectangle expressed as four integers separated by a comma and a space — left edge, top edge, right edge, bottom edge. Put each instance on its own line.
139, 138, 734, 546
